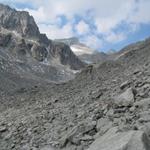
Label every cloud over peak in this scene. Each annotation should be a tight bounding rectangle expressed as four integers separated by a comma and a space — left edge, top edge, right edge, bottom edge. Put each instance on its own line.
1, 0, 150, 51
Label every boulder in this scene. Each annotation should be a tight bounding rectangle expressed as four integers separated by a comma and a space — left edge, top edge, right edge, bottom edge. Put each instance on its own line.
96, 118, 112, 133
88, 128, 150, 150
59, 121, 96, 147
114, 88, 135, 107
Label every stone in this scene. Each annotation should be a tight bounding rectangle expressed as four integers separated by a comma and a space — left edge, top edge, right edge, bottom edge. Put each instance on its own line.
40, 145, 55, 150
114, 88, 135, 107
80, 135, 93, 141
134, 98, 150, 110
88, 128, 150, 150
59, 121, 96, 148
0, 126, 7, 132
142, 123, 150, 137
129, 106, 136, 113
96, 118, 112, 132
120, 81, 130, 90
138, 111, 150, 123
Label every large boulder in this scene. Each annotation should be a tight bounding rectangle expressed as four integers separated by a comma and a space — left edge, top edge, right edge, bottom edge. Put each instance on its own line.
114, 88, 135, 106
88, 128, 150, 150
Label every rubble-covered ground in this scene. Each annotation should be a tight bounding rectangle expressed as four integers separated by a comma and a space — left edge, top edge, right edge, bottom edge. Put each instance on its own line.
0, 38, 150, 150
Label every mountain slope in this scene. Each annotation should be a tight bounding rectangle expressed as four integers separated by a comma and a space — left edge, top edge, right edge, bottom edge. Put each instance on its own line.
55, 37, 109, 64
1, 3, 150, 150
0, 4, 85, 85
0, 33, 150, 150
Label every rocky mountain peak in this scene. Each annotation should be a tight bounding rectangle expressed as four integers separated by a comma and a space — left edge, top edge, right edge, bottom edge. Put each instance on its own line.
0, 4, 40, 38
0, 4, 85, 83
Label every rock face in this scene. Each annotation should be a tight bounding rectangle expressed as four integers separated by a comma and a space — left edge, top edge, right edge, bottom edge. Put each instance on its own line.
0, 4, 85, 84
55, 37, 109, 64
0, 4, 40, 38
31, 44, 48, 61
0, 33, 11, 46
50, 42, 85, 70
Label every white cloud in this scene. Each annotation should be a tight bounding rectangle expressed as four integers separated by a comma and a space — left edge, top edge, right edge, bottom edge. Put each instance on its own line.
128, 0, 150, 25
2, 0, 150, 49
75, 21, 90, 35
105, 32, 126, 43
95, 0, 135, 34
81, 35, 103, 50
39, 23, 74, 39
24, 7, 48, 23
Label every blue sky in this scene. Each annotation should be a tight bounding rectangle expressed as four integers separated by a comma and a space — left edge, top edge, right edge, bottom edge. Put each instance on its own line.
0, 0, 150, 52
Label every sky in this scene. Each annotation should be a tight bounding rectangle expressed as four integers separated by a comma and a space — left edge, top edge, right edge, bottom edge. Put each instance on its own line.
0, 0, 150, 52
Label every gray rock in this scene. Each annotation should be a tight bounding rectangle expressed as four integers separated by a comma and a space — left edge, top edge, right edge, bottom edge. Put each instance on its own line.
88, 128, 150, 150
0, 4, 40, 38
114, 88, 135, 106
96, 118, 112, 132
0, 126, 7, 132
0, 33, 11, 47
139, 111, 150, 123
31, 44, 48, 61
120, 81, 131, 90
134, 98, 150, 110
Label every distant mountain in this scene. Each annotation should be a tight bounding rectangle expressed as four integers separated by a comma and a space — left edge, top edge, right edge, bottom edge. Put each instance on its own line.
54, 37, 79, 46
106, 49, 116, 54
0, 4, 85, 85
55, 37, 109, 64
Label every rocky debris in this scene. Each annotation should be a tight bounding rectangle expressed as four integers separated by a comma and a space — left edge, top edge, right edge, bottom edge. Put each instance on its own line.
0, 3, 150, 150
114, 88, 135, 107
59, 120, 96, 148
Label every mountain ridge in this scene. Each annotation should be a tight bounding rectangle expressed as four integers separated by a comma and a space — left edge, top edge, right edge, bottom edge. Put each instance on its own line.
0, 4, 85, 84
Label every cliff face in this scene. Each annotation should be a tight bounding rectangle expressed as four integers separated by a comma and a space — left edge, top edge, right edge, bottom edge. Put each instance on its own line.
0, 4, 85, 83
0, 4, 40, 38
